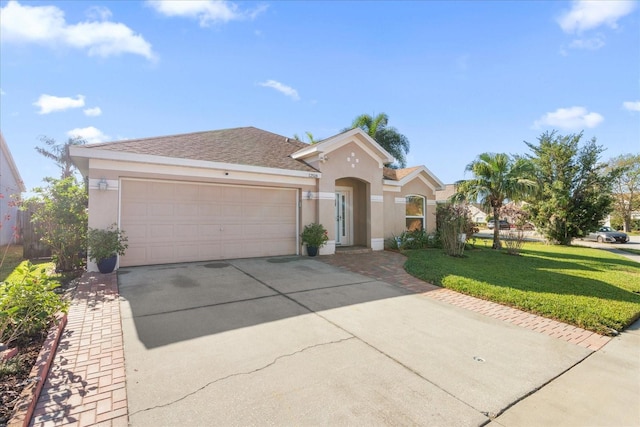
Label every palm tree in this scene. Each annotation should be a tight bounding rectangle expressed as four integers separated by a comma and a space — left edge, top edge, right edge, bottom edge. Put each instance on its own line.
347, 113, 410, 168
293, 131, 318, 144
452, 153, 536, 249
35, 136, 86, 178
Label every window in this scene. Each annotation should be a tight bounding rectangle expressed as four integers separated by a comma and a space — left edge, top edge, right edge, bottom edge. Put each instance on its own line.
406, 195, 425, 231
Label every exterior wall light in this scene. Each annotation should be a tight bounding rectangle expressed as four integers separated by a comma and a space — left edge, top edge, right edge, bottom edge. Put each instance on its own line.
98, 179, 108, 191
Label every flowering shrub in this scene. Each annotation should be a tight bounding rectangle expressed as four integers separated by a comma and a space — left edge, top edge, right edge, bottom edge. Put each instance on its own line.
301, 223, 329, 248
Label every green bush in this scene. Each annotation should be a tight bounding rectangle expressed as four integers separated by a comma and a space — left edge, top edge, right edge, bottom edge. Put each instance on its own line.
24, 177, 88, 271
0, 262, 68, 346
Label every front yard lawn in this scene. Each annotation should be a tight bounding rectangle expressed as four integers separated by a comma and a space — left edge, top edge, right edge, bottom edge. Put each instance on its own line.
404, 242, 640, 335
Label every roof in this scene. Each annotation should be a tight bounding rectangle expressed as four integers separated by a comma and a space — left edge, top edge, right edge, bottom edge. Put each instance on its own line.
291, 127, 395, 166
0, 132, 26, 192
435, 183, 457, 202
77, 127, 318, 173
383, 166, 421, 181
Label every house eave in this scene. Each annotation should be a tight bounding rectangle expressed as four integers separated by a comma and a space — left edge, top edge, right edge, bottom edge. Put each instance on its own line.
70, 146, 322, 179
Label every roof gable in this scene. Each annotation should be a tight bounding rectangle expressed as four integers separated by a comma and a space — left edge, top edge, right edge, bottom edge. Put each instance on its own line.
384, 166, 445, 192
291, 128, 395, 167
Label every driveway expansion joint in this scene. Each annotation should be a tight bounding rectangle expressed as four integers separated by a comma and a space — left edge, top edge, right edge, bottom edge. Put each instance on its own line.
129, 336, 357, 417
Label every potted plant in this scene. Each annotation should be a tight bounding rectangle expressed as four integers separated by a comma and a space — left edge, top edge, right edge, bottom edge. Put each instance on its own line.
87, 223, 129, 273
301, 223, 329, 257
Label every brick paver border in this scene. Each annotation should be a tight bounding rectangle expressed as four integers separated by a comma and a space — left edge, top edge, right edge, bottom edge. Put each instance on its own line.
30, 273, 128, 427
320, 251, 611, 351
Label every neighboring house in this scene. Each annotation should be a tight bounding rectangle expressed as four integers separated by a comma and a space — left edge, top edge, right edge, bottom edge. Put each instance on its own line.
435, 183, 487, 224
70, 127, 444, 270
0, 132, 26, 245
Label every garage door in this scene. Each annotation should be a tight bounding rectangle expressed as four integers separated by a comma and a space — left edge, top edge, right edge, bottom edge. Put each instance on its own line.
119, 179, 298, 267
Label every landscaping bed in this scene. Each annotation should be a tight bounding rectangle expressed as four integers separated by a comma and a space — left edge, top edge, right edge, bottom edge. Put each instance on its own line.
405, 242, 640, 335
0, 329, 47, 425
0, 249, 79, 426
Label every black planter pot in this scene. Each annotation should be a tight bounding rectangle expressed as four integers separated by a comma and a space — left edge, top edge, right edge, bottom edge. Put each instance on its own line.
307, 246, 318, 257
97, 255, 118, 274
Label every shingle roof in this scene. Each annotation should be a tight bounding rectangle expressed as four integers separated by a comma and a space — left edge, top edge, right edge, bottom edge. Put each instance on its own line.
383, 166, 421, 181
83, 127, 318, 172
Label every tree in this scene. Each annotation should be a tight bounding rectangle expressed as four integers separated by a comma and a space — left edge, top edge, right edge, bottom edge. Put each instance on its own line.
293, 131, 318, 144
452, 153, 536, 249
35, 136, 85, 179
24, 177, 88, 271
347, 113, 410, 168
606, 154, 640, 232
525, 131, 614, 245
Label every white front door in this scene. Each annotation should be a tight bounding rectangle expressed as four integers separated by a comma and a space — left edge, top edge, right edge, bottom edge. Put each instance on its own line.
335, 188, 352, 246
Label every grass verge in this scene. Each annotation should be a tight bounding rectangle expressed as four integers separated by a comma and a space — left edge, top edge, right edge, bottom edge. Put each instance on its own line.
404, 242, 640, 335
0, 245, 24, 282
618, 247, 640, 256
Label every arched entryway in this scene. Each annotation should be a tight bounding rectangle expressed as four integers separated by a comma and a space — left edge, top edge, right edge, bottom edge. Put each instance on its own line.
335, 177, 369, 247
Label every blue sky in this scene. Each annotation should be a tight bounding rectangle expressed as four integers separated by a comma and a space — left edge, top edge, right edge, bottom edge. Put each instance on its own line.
1, 0, 639, 193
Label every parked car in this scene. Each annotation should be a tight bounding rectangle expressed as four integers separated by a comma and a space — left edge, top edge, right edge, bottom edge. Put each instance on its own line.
585, 226, 629, 243
488, 220, 510, 230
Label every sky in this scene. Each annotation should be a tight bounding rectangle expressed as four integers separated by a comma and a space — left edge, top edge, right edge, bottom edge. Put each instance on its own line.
1, 0, 639, 194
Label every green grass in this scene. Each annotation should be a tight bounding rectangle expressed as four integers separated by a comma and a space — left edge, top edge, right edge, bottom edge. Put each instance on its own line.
404, 242, 640, 334
0, 245, 24, 282
618, 247, 640, 256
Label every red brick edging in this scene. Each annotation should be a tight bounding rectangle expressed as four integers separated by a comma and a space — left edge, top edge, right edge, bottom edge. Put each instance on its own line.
320, 251, 612, 351
8, 315, 68, 427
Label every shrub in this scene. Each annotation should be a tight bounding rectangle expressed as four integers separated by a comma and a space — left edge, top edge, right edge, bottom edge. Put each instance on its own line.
437, 204, 472, 257
87, 224, 128, 262
24, 177, 88, 271
301, 223, 329, 248
0, 262, 68, 347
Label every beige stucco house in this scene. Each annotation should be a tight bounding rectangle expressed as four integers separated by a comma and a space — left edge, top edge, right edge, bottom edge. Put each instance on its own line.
70, 127, 443, 270
0, 132, 26, 245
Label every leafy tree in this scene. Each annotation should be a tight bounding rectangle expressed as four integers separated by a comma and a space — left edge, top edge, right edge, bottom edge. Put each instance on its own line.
293, 131, 318, 144
24, 177, 88, 271
525, 131, 614, 245
452, 153, 536, 249
35, 136, 85, 179
606, 153, 640, 232
347, 113, 410, 168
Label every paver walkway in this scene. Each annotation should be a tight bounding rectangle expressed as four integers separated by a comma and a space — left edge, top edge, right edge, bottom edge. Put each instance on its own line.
30, 273, 128, 427
320, 250, 611, 351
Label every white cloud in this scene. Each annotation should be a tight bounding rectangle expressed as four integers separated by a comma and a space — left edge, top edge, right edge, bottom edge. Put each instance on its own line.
533, 106, 604, 130
259, 80, 300, 101
623, 101, 640, 112
0, 1, 155, 60
568, 36, 605, 50
147, 0, 267, 27
0, 88, 5, 96
34, 94, 85, 114
84, 107, 102, 117
67, 126, 110, 143
558, 0, 636, 34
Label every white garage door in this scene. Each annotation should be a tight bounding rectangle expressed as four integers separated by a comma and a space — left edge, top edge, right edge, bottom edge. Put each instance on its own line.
120, 179, 298, 267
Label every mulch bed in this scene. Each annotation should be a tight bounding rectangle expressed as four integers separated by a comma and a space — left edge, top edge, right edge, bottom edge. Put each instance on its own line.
0, 330, 48, 426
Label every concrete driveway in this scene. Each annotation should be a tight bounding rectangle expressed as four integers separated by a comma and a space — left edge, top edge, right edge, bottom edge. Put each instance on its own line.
118, 256, 591, 426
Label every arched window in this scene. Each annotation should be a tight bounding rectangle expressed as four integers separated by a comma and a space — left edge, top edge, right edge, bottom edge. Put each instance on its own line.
406, 195, 425, 231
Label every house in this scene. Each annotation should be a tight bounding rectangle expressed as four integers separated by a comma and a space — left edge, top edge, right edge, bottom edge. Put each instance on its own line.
435, 183, 488, 224
70, 127, 444, 270
0, 132, 26, 245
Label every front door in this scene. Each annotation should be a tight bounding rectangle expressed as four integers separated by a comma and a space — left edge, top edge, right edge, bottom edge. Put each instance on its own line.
335, 188, 352, 246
